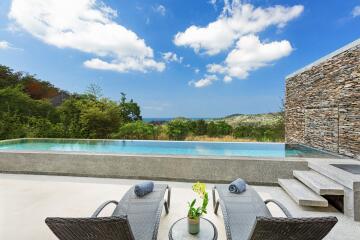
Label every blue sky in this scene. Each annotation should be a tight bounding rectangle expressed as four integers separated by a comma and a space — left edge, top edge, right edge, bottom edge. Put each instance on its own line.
0, 0, 359, 118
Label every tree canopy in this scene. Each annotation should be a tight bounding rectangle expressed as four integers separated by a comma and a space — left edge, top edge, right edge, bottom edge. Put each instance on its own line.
0, 64, 284, 142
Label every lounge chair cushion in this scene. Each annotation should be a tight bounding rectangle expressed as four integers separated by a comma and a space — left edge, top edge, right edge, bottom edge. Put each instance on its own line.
215, 184, 271, 240
112, 184, 168, 240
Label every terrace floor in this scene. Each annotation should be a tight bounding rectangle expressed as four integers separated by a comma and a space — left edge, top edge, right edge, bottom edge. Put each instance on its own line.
0, 173, 359, 240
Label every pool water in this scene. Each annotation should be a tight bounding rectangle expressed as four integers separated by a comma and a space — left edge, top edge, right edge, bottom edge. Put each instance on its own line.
0, 139, 341, 158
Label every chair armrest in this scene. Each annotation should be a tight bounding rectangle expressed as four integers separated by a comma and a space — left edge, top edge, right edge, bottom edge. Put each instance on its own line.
264, 199, 292, 218
212, 186, 220, 214
91, 200, 119, 217
164, 186, 171, 214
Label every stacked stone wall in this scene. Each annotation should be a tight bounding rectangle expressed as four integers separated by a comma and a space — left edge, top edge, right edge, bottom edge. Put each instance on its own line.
286, 43, 360, 159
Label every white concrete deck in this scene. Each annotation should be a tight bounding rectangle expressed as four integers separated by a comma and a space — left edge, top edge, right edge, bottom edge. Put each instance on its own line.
0, 174, 359, 240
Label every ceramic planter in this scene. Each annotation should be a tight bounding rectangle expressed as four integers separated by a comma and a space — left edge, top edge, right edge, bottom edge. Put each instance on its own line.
188, 217, 200, 234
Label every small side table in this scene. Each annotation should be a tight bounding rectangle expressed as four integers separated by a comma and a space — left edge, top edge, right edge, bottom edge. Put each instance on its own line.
169, 217, 218, 240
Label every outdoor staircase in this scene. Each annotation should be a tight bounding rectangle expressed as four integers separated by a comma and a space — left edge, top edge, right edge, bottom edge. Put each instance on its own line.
279, 167, 345, 208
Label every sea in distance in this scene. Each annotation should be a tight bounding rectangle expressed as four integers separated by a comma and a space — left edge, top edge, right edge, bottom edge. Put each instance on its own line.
143, 117, 212, 123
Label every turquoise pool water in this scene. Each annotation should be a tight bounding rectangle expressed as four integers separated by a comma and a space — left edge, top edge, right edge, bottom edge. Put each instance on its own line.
0, 139, 340, 158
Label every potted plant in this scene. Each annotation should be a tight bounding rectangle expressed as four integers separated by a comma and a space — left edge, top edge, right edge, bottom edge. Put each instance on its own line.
187, 182, 208, 234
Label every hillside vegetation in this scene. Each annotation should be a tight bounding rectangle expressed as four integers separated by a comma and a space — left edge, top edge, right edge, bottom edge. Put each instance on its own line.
214, 112, 283, 127
0, 65, 284, 142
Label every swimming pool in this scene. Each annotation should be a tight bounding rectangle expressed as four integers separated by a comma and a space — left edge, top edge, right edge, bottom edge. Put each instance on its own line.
0, 138, 340, 158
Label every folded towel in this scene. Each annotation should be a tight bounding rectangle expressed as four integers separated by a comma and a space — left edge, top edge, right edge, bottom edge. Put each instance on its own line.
229, 178, 246, 194
134, 181, 154, 197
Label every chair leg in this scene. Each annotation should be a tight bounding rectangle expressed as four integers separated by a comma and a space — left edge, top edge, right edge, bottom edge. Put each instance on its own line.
164, 202, 169, 214
212, 187, 216, 208
214, 200, 220, 215
167, 186, 171, 210
164, 186, 171, 214
212, 186, 220, 214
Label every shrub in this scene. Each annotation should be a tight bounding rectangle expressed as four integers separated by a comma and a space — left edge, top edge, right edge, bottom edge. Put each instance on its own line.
0, 112, 26, 139
207, 121, 232, 137
233, 120, 284, 142
193, 119, 208, 136
113, 121, 157, 140
166, 119, 190, 140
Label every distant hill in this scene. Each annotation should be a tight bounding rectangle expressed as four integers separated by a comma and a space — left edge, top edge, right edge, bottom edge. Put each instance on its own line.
0, 65, 70, 106
212, 112, 283, 127
144, 113, 284, 127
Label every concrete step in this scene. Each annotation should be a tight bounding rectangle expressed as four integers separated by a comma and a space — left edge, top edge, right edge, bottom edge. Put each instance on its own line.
278, 179, 328, 207
293, 170, 344, 196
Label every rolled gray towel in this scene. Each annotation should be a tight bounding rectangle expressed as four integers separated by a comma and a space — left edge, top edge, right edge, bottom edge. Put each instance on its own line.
134, 181, 154, 197
229, 178, 246, 194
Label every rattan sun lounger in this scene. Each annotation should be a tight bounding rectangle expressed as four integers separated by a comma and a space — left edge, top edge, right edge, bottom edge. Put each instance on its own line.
46, 184, 171, 240
213, 184, 337, 240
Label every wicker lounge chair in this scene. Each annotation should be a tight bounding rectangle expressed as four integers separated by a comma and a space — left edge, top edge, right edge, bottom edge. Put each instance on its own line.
46, 184, 171, 240
212, 184, 337, 240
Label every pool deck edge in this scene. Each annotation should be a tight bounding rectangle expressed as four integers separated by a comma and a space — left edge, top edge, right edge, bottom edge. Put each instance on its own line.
0, 150, 309, 185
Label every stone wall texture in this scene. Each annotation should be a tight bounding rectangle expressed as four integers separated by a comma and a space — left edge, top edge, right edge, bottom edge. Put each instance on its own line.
286, 42, 360, 159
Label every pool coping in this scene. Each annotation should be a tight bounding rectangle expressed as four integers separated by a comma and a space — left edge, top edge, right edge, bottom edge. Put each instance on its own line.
0, 137, 285, 144
0, 148, 311, 162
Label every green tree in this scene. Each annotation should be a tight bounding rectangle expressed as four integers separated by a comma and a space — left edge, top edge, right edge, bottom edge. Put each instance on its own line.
0, 65, 21, 88
79, 98, 122, 139
206, 121, 217, 137
0, 112, 26, 139
119, 92, 142, 123
26, 117, 65, 138
167, 119, 190, 140
0, 87, 57, 120
215, 121, 232, 136
57, 97, 84, 138
113, 121, 157, 140
193, 119, 208, 135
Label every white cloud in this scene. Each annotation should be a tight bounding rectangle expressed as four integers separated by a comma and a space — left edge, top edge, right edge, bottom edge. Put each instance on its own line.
9, 0, 164, 73
209, 0, 217, 7
223, 75, 232, 82
0, 40, 11, 49
174, 1, 303, 55
178, 1, 300, 88
207, 35, 293, 80
84, 57, 165, 72
154, 4, 166, 16
352, 6, 360, 17
189, 74, 218, 88
162, 52, 183, 63
0, 40, 22, 50
194, 68, 200, 74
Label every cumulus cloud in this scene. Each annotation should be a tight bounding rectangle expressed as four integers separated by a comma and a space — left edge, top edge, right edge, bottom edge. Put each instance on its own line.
0, 40, 11, 49
84, 57, 165, 72
9, 0, 164, 73
176, 1, 301, 88
207, 35, 292, 81
352, 6, 360, 17
189, 74, 218, 88
154, 4, 166, 16
174, 0, 303, 55
162, 52, 183, 63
